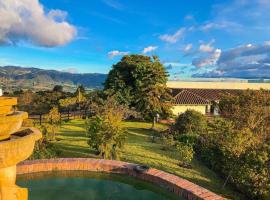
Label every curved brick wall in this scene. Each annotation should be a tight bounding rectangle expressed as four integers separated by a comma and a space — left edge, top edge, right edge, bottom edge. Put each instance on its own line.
17, 158, 224, 200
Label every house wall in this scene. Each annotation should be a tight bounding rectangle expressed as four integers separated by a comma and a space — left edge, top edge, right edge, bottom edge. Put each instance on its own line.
172, 105, 207, 116
167, 81, 270, 90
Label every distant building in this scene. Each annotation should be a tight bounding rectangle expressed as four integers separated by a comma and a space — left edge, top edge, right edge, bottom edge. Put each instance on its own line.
168, 81, 270, 116
170, 88, 241, 116
167, 81, 270, 90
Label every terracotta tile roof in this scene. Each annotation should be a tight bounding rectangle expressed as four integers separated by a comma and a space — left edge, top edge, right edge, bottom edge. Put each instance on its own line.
173, 90, 210, 105
184, 88, 241, 101
171, 88, 242, 105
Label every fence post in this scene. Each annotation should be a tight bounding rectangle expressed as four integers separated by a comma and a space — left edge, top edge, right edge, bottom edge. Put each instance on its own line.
60, 112, 62, 125
39, 114, 42, 125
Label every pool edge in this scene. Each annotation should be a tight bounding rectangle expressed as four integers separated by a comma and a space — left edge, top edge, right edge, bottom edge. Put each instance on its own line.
17, 158, 224, 200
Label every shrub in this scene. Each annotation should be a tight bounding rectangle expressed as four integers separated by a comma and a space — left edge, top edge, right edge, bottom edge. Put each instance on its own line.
177, 134, 199, 147
42, 106, 61, 141
29, 138, 59, 160
160, 134, 175, 151
86, 115, 127, 160
176, 142, 194, 168
174, 110, 207, 139
85, 97, 128, 160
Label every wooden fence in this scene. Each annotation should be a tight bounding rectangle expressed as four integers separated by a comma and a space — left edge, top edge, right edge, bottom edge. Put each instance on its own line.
29, 110, 92, 125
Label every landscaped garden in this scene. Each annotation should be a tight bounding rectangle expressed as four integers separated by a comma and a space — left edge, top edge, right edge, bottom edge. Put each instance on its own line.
15, 55, 269, 200
50, 119, 243, 200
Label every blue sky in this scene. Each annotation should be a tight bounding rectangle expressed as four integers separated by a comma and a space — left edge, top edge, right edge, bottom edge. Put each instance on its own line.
0, 0, 270, 78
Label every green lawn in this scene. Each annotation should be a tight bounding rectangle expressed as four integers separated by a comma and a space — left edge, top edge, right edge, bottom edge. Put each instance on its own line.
53, 119, 244, 200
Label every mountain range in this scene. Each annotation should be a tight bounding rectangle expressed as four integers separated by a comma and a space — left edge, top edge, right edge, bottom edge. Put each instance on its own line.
0, 66, 107, 92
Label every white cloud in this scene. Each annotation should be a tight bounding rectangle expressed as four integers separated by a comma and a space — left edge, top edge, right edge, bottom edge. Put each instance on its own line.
202, 1, 270, 36
199, 21, 240, 32
265, 40, 270, 45
199, 40, 215, 53
183, 43, 193, 52
0, 0, 76, 47
159, 28, 185, 43
142, 46, 158, 54
195, 42, 270, 78
102, 0, 124, 10
48, 9, 68, 21
185, 15, 194, 20
192, 49, 221, 67
108, 50, 129, 58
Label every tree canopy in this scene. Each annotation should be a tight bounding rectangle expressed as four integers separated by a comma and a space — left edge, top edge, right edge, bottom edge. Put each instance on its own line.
104, 54, 172, 124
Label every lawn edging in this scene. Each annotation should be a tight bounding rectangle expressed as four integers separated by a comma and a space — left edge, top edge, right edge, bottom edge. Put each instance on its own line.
17, 158, 224, 200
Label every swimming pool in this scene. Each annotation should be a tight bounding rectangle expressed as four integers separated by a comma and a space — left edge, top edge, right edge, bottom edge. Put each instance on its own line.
17, 171, 180, 200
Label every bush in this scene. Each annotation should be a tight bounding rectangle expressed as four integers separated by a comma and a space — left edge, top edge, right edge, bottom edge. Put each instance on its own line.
42, 106, 61, 141
86, 115, 127, 160
160, 134, 175, 151
29, 138, 59, 160
196, 117, 270, 199
174, 110, 207, 139
85, 97, 128, 160
177, 134, 199, 147
175, 142, 194, 168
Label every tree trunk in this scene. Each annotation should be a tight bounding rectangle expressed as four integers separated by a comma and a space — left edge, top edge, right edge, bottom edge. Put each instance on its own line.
223, 161, 237, 189
222, 169, 232, 189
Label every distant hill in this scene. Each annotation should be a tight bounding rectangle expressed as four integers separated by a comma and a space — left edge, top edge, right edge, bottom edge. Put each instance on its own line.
0, 66, 107, 92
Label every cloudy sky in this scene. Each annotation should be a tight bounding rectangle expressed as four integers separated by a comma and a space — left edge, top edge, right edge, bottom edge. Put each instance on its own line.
0, 0, 270, 78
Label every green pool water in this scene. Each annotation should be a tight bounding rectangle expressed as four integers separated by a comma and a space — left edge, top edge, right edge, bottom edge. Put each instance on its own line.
17, 171, 180, 200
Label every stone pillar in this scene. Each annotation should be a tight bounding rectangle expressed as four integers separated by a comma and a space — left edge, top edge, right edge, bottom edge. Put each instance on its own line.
0, 166, 27, 200
0, 91, 41, 200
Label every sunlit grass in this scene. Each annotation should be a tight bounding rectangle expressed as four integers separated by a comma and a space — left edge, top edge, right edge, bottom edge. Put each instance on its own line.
53, 119, 244, 200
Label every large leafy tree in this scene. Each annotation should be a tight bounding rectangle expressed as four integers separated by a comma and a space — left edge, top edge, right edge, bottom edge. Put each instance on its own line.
104, 55, 172, 127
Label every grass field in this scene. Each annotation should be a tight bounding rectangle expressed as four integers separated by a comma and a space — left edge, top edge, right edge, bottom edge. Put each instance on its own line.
53, 119, 244, 200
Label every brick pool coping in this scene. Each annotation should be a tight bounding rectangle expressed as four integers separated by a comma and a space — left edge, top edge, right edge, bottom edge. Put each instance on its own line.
17, 158, 224, 200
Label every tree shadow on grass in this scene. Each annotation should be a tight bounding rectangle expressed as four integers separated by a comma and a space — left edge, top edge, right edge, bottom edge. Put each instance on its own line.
54, 143, 97, 158
127, 127, 160, 137
58, 131, 86, 138
62, 120, 85, 129
56, 137, 87, 143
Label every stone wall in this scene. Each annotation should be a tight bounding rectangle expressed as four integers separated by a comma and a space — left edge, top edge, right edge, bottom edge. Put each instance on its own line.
17, 158, 224, 200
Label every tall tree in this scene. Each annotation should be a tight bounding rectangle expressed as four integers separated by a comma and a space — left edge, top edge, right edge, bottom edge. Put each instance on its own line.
104, 55, 172, 127
42, 107, 61, 140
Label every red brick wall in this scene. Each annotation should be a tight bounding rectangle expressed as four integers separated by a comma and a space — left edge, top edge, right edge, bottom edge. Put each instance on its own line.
17, 158, 224, 200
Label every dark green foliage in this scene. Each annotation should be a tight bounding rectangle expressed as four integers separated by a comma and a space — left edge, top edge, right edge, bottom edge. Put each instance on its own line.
104, 55, 172, 124
53, 85, 63, 93
196, 90, 270, 200
29, 138, 59, 160
17, 89, 70, 114
160, 134, 175, 151
219, 89, 270, 134
177, 134, 199, 147
174, 110, 207, 140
